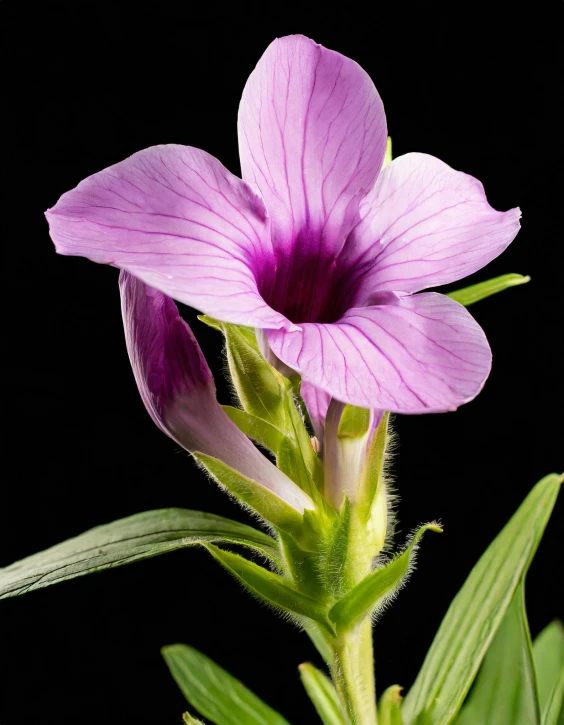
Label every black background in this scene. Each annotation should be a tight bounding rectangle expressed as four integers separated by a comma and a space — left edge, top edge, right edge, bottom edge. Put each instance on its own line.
2, 3, 563, 724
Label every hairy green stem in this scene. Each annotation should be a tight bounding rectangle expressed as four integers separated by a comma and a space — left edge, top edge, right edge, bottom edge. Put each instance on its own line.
333, 619, 377, 725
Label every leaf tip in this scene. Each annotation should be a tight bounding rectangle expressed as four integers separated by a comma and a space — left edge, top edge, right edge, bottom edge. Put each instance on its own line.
429, 523, 443, 534
198, 314, 223, 331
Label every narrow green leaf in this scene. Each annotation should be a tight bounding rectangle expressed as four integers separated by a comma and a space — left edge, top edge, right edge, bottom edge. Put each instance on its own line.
534, 622, 564, 714
378, 685, 404, 725
534, 621, 564, 723
299, 662, 344, 725
456, 582, 540, 725
222, 405, 286, 455
329, 524, 441, 632
206, 544, 334, 633
162, 644, 291, 725
447, 273, 530, 307
403, 473, 562, 725
0, 509, 277, 599
541, 668, 564, 725
194, 452, 307, 534
304, 623, 334, 664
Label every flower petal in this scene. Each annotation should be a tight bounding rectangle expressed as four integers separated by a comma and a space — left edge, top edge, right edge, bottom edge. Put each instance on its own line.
47, 145, 287, 329
265, 293, 492, 413
238, 35, 387, 255
120, 269, 214, 439
120, 272, 313, 512
341, 153, 521, 300
300, 382, 331, 443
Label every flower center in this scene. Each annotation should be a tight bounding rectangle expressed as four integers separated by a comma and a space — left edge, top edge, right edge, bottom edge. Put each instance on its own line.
258, 249, 355, 325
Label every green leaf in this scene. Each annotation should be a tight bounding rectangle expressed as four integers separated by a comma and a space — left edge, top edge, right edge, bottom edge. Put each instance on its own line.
534, 621, 564, 723
163, 644, 291, 725
222, 405, 286, 455
447, 273, 530, 307
299, 663, 344, 725
205, 544, 334, 633
378, 685, 404, 725
455, 582, 540, 725
194, 452, 307, 534
541, 668, 564, 725
304, 623, 335, 664
329, 524, 442, 633
0, 508, 278, 599
403, 473, 562, 725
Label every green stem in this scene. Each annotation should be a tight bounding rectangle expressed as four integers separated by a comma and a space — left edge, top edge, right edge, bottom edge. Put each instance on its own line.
332, 619, 377, 725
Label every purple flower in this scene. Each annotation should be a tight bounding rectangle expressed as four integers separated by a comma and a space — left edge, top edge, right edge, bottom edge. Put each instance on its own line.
46, 35, 520, 415
120, 270, 313, 514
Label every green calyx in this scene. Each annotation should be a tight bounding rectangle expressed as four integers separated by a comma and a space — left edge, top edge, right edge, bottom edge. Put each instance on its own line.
329, 523, 442, 633
200, 315, 323, 505
337, 405, 371, 439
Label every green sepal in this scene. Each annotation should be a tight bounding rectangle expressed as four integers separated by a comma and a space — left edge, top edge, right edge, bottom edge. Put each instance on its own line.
403, 473, 563, 725
356, 412, 390, 558
329, 524, 442, 633
278, 436, 316, 499
322, 498, 353, 597
194, 452, 306, 534
199, 316, 289, 427
223, 400, 320, 500
447, 273, 530, 307
337, 405, 371, 439
202, 316, 322, 502
285, 396, 325, 497
378, 685, 404, 725
456, 582, 540, 725
162, 643, 291, 725
533, 621, 564, 723
205, 544, 335, 634
299, 662, 344, 725
222, 405, 286, 455
0, 508, 279, 599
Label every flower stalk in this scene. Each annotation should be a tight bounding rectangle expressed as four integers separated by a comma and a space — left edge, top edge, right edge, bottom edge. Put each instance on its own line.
333, 620, 378, 725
